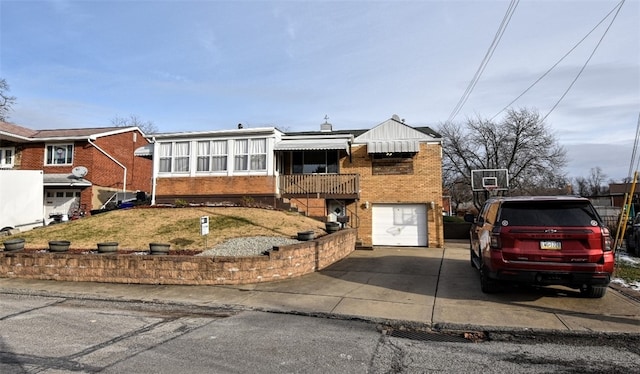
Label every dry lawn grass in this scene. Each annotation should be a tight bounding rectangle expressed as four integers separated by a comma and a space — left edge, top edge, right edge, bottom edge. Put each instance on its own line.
13, 207, 326, 251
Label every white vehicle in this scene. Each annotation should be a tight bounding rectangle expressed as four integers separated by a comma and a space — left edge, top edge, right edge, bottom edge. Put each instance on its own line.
0, 170, 45, 232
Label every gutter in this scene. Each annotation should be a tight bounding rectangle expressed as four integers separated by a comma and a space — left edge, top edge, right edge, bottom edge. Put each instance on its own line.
87, 137, 127, 192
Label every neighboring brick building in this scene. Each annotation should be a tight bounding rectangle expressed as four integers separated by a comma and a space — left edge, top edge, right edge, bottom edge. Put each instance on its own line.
608, 182, 639, 212
0, 122, 152, 223
146, 116, 444, 247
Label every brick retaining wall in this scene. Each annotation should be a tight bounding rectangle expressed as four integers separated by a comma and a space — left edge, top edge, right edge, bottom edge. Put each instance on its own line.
0, 229, 356, 285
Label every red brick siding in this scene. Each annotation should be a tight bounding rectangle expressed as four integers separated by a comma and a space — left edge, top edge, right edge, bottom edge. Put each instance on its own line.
89, 132, 152, 192
157, 175, 276, 198
289, 197, 327, 218
14, 130, 152, 211
16, 132, 151, 193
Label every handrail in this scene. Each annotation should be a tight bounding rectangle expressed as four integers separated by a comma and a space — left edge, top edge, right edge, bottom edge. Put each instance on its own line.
279, 174, 359, 196
100, 192, 119, 209
326, 197, 359, 229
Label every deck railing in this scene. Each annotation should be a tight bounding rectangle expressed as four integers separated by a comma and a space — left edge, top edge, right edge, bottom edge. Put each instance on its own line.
279, 174, 359, 197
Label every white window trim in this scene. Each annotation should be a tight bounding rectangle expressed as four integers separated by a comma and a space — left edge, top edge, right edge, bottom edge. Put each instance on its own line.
45, 144, 74, 166
0, 146, 15, 168
196, 140, 228, 173
156, 137, 274, 177
157, 141, 191, 174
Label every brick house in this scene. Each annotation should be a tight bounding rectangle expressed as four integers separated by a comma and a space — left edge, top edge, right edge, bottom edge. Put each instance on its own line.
144, 116, 444, 247
608, 182, 639, 212
0, 121, 152, 223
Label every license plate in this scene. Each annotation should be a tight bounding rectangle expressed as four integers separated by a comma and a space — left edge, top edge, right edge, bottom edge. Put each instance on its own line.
540, 240, 562, 250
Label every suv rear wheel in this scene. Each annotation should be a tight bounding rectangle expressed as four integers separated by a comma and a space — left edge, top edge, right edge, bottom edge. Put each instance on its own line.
469, 244, 476, 268
580, 285, 608, 298
480, 264, 498, 294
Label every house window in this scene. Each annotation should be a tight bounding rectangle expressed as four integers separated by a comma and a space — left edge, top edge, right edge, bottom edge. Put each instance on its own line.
0, 147, 14, 168
234, 140, 248, 171
158, 142, 190, 173
371, 152, 415, 175
174, 142, 190, 172
197, 140, 227, 172
292, 150, 338, 174
234, 138, 267, 171
159, 143, 172, 172
212, 141, 228, 171
46, 144, 73, 165
250, 139, 266, 170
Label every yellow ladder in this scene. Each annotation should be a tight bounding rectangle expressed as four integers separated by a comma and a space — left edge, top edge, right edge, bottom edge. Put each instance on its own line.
614, 171, 638, 249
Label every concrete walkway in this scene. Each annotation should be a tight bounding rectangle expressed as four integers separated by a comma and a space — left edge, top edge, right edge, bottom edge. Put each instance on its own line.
1, 240, 639, 334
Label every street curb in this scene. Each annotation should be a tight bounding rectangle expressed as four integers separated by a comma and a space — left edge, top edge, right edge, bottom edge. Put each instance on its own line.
3, 286, 639, 342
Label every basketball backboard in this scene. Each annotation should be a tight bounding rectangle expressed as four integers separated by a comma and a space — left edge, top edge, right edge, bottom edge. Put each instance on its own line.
471, 169, 509, 192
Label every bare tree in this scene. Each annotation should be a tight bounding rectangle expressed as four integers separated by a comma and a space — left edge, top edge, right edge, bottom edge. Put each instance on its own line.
0, 78, 16, 122
442, 170, 473, 215
439, 108, 568, 209
574, 176, 590, 197
111, 114, 158, 134
587, 166, 608, 196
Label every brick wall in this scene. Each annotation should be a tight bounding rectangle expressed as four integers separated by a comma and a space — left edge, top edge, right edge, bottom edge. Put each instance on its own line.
86, 132, 152, 193
156, 175, 277, 205
344, 143, 444, 247
0, 229, 356, 285
289, 197, 327, 219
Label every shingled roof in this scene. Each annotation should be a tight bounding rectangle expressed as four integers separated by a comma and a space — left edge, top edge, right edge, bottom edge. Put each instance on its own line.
0, 122, 140, 141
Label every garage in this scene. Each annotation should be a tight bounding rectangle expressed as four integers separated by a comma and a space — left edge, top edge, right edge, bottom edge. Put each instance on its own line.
372, 203, 428, 246
44, 189, 81, 222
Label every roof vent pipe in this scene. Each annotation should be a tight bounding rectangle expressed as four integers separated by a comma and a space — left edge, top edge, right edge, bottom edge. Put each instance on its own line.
320, 115, 332, 132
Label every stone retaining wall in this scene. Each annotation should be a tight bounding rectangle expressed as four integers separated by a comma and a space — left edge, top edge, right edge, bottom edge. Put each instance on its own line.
0, 229, 356, 285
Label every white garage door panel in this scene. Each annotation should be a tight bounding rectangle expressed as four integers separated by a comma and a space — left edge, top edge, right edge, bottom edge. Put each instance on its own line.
372, 204, 427, 246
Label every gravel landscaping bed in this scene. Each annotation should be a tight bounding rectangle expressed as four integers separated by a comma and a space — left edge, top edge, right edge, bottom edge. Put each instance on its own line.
197, 236, 302, 257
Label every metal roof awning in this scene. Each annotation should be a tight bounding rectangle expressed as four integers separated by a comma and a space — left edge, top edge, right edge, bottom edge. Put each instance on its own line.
43, 174, 92, 187
366, 140, 420, 153
275, 139, 350, 154
134, 144, 153, 157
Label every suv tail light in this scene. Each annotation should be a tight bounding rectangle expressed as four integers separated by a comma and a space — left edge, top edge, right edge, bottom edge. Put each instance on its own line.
602, 227, 612, 252
490, 226, 502, 250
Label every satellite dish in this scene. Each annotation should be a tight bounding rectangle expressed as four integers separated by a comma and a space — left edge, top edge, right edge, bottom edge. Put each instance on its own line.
71, 166, 88, 178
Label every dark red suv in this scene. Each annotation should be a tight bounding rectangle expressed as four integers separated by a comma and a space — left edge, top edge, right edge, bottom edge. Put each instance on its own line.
469, 196, 614, 298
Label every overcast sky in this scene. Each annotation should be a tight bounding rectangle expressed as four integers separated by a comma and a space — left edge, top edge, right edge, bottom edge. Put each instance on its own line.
1, 0, 638, 181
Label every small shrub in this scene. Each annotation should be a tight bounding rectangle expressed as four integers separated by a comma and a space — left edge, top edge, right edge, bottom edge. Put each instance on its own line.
174, 199, 188, 208
241, 196, 255, 207
443, 215, 466, 223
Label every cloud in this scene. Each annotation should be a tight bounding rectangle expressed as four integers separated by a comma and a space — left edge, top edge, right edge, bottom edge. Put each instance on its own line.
564, 142, 636, 181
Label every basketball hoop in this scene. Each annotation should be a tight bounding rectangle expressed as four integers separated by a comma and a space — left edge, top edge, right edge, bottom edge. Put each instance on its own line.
485, 186, 498, 196
471, 168, 509, 206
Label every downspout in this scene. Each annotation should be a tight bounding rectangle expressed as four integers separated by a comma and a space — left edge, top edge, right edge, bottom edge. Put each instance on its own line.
88, 137, 127, 193
150, 137, 157, 205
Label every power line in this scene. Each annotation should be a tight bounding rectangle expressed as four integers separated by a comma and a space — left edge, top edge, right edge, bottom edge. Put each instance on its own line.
541, 0, 625, 122
490, 0, 625, 121
629, 112, 640, 179
446, 0, 519, 124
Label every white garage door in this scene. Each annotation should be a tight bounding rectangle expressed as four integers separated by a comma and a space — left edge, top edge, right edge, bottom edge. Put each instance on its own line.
372, 204, 428, 246
44, 189, 80, 221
